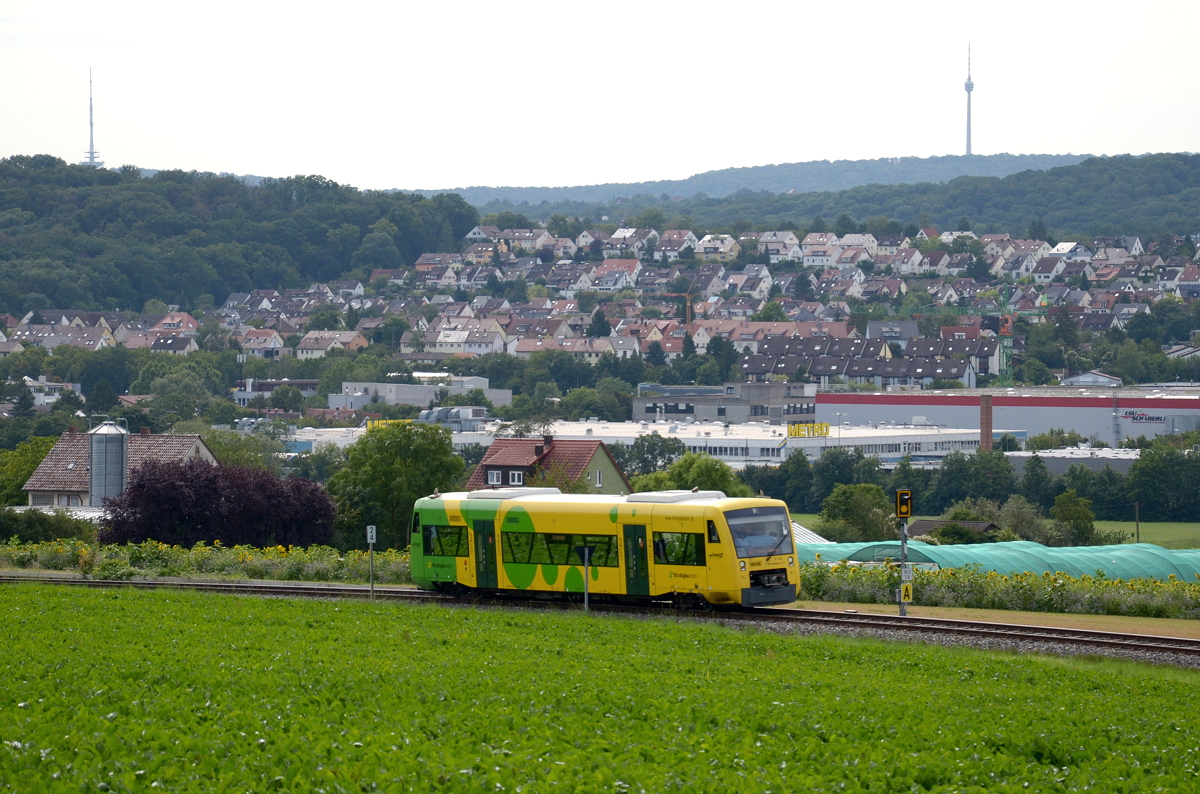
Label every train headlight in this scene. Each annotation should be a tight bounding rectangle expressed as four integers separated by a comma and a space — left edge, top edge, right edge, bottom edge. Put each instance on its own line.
739, 560, 746, 571
788, 557, 794, 566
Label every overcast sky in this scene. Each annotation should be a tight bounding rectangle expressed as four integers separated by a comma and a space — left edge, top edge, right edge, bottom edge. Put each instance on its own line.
2, 0, 1197, 192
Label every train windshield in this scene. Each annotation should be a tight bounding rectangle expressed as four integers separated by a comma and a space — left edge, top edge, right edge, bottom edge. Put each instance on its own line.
724, 506, 793, 559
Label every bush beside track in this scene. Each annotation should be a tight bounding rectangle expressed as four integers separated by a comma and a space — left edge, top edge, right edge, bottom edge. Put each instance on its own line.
0, 539, 413, 585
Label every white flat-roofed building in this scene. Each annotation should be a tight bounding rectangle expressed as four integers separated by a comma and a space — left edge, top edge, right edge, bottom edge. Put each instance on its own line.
291, 419, 991, 468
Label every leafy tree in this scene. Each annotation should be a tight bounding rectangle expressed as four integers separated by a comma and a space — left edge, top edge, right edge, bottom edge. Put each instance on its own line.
681, 334, 696, 359
662, 452, 752, 496
929, 451, 970, 513
305, 304, 344, 331
1049, 488, 1115, 546
1020, 358, 1053, 385
816, 483, 897, 542
194, 428, 286, 472
965, 449, 1017, 504
0, 436, 56, 506
86, 378, 119, 413
610, 434, 687, 477
326, 422, 463, 550
100, 459, 334, 547
750, 301, 788, 322
268, 384, 304, 412
1020, 454, 1054, 510
808, 447, 856, 508
1026, 428, 1088, 451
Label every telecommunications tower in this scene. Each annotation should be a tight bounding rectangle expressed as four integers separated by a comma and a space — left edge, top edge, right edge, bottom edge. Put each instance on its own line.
80, 69, 103, 168
964, 46, 974, 156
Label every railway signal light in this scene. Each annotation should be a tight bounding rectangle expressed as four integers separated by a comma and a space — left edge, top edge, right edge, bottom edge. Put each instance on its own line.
895, 490, 913, 518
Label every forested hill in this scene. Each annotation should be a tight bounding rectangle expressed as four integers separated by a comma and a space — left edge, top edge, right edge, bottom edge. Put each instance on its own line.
420, 154, 1089, 205
0, 155, 479, 314
495, 154, 1200, 240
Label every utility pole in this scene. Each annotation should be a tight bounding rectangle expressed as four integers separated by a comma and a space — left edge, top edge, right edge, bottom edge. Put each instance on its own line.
1135, 502, 1140, 545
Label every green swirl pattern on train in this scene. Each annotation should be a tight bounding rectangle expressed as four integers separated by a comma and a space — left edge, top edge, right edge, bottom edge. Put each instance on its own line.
410, 487, 798, 607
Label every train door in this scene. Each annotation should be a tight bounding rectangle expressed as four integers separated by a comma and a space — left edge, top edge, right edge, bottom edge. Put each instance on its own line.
623, 525, 649, 596
474, 519, 498, 589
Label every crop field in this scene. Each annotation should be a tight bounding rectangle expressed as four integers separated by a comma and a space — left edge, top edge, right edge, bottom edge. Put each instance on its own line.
4, 587, 1200, 791
1094, 520, 1200, 549
794, 513, 1200, 550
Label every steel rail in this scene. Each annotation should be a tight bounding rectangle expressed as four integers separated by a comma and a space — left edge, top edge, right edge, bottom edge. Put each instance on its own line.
4, 573, 1200, 657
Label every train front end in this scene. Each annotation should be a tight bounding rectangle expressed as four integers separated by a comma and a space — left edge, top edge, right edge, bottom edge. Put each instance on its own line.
713, 501, 798, 607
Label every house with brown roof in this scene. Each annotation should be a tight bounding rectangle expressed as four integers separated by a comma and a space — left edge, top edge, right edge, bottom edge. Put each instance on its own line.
465, 436, 632, 494
296, 330, 369, 359
23, 426, 216, 508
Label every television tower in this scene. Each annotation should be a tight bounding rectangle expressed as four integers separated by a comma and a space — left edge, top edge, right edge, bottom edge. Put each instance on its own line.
80, 69, 104, 168
964, 46, 974, 156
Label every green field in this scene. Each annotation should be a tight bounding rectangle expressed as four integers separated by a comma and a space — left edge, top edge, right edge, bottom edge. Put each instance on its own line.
3, 587, 1200, 791
1095, 521, 1200, 549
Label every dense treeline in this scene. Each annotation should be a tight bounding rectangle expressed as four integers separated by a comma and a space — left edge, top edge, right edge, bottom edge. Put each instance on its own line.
741, 441, 1191, 524
426, 154, 1088, 205
0, 155, 479, 313
482, 154, 1200, 241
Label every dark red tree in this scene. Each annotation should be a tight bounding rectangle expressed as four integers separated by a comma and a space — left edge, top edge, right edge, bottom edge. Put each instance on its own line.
99, 460, 335, 547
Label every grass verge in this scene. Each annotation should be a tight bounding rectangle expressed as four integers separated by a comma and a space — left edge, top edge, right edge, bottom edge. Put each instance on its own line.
3, 585, 1200, 791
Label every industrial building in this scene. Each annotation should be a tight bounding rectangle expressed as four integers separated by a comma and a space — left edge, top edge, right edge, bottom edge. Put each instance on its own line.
328, 375, 512, 410
817, 388, 1200, 446
290, 419, 987, 469
634, 382, 817, 425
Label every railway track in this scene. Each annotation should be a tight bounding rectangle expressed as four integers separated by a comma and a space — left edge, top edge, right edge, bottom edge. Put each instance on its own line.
5, 572, 1200, 660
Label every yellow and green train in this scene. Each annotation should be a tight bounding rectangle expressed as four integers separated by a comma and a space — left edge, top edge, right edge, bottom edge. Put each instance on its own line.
410, 487, 798, 607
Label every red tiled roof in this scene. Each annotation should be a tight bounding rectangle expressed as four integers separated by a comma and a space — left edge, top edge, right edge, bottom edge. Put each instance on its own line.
23, 433, 212, 493
465, 439, 629, 490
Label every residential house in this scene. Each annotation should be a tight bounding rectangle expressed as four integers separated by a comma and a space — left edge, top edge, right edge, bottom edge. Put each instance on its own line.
23, 427, 216, 508
463, 225, 501, 244
801, 232, 840, 253
1049, 242, 1092, 262
499, 228, 553, 253
575, 229, 612, 254
654, 230, 700, 262
866, 320, 920, 350
415, 253, 467, 272
151, 334, 199, 355
694, 234, 741, 262
603, 228, 657, 260
837, 233, 878, 256
1032, 257, 1066, 283
464, 436, 631, 494
295, 330, 369, 359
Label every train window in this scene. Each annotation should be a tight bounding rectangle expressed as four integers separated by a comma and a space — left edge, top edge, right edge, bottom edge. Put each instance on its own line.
411, 513, 421, 545
422, 525, 470, 557
706, 520, 720, 544
652, 532, 705, 566
501, 532, 619, 567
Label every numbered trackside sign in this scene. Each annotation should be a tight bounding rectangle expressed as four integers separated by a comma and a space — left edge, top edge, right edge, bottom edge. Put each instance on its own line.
901, 565, 913, 581
367, 525, 377, 544
900, 583, 913, 603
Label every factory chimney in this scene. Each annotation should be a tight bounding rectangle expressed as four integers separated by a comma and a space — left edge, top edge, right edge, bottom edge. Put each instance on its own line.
979, 394, 993, 450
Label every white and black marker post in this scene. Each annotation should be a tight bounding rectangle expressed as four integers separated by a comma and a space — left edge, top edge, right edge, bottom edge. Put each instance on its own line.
895, 490, 913, 617
367, 525, 376, 601
575, 544, 595, 612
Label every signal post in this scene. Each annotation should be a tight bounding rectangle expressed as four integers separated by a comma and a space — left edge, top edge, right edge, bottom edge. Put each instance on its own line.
895, 490, 913, 617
